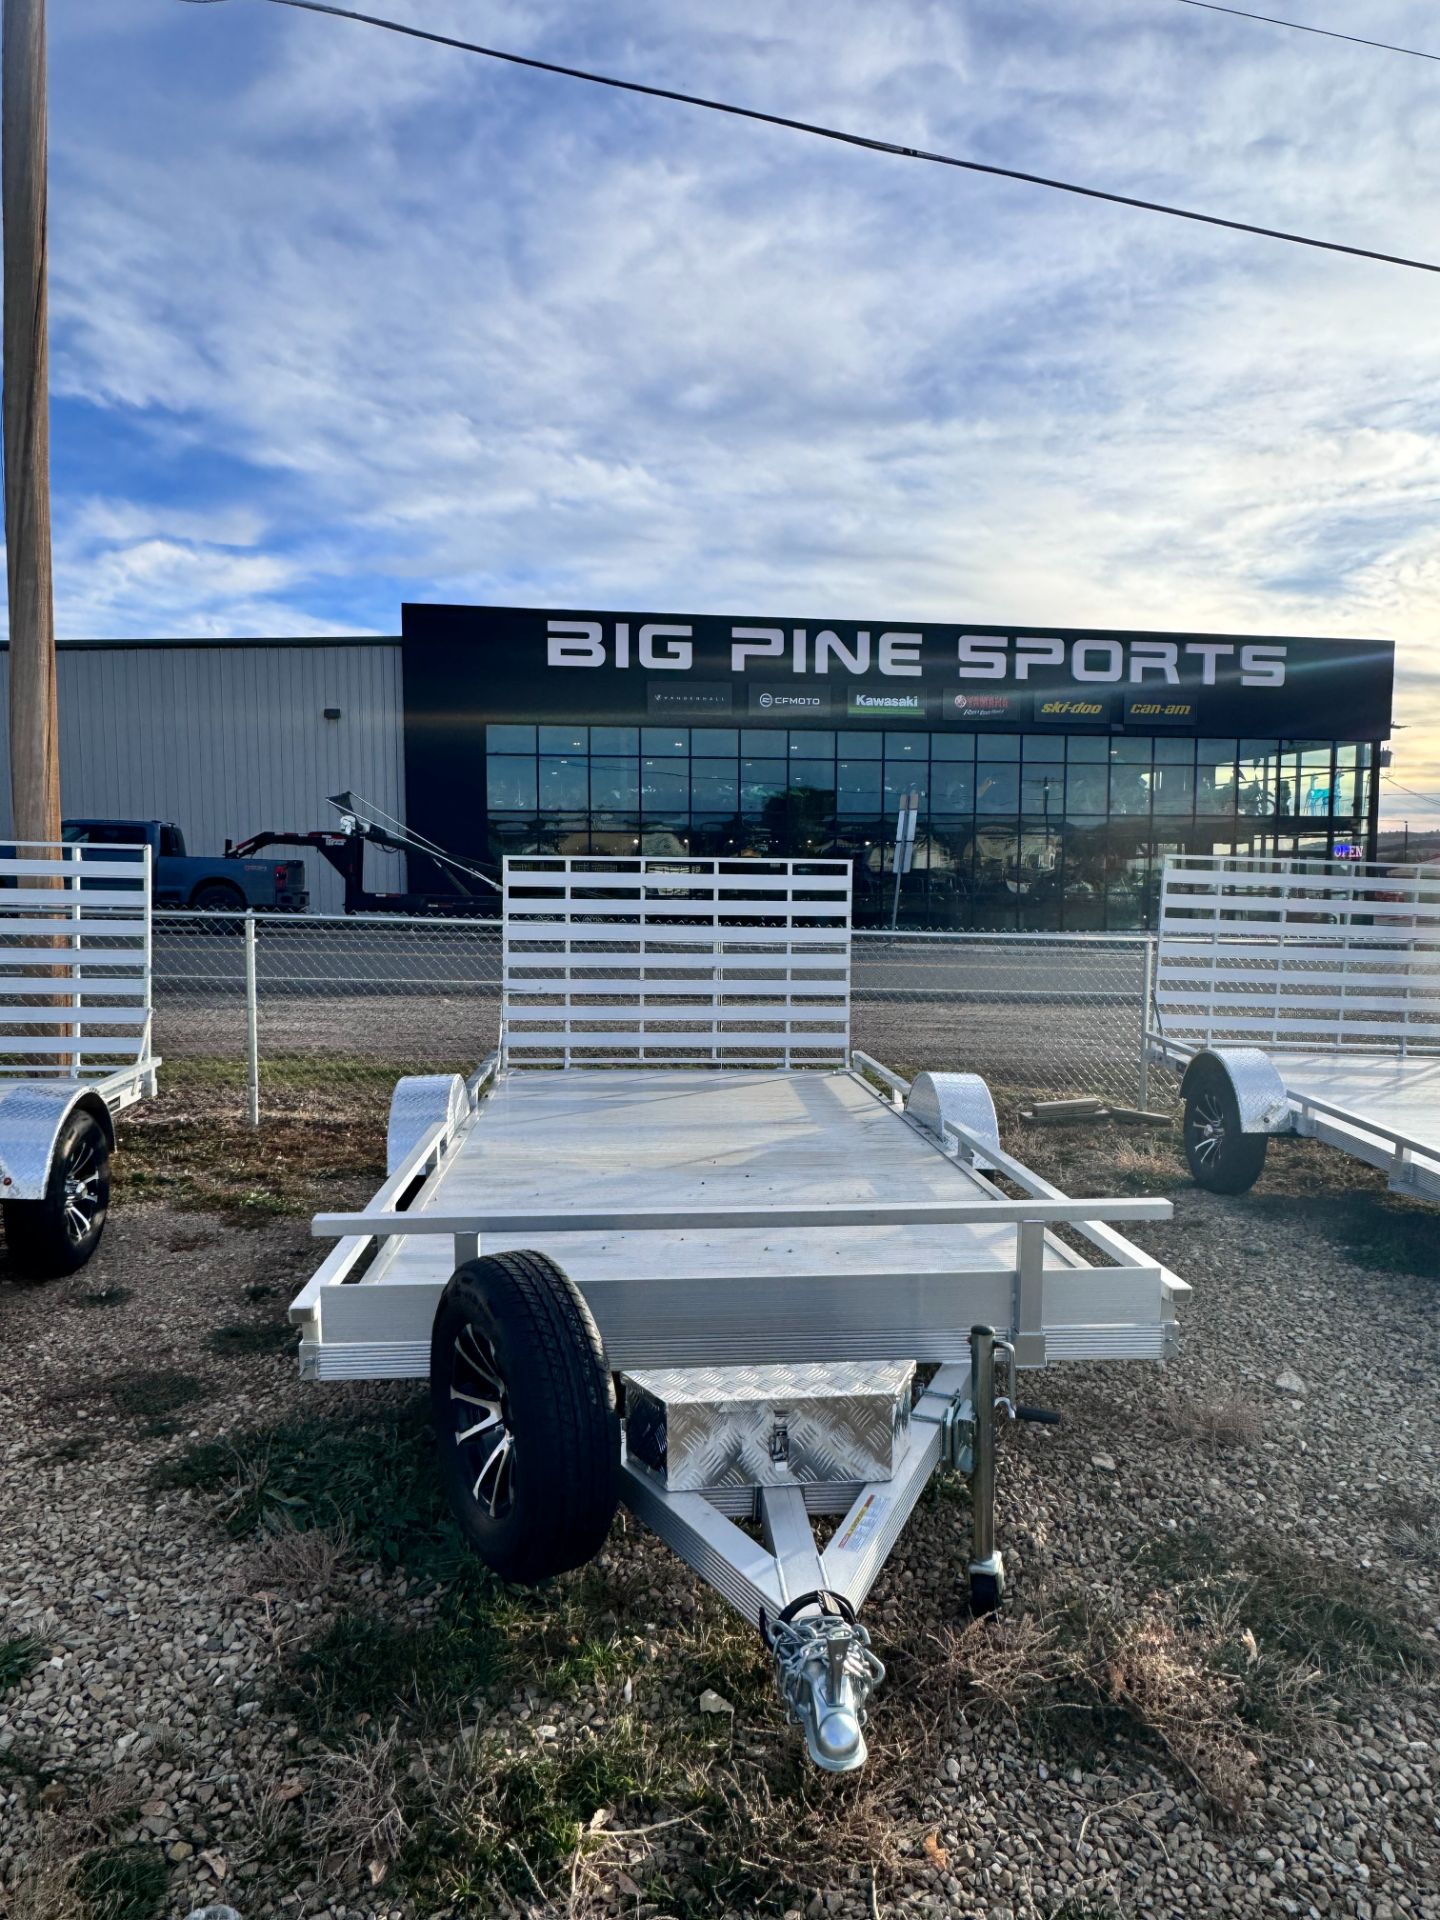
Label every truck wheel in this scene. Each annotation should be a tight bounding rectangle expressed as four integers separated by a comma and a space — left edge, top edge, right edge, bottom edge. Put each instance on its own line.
3, 1111, 111, 1277
1183, 1062, 1268, 1194
431, 1251, 620, 1584
189, 880, 246, 932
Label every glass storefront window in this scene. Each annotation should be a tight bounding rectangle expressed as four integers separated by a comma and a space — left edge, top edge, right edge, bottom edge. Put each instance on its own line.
691, 766, 738, 811
976, 764, 1019, 812
640, 760, 688, 810
591, 726, 638, 755
642, 727, 688, 756
883, 768, 929, 810
741, 759, 786, 809
931, 732, 974, 760
835, 731, 882, 759
1021, 763, 1063, 814
1152, 763, 1194, 816
590, 761, 639, 809
1152, 736, 1193, 764
487, 756, 536, 809
1109, 760, 1152, 816
539, 725, 587, 754
789, 757, 836, 792
837, 762, 882, 814
483, 715, 1373, 931
539, 756, 588, 809
931, 762, 974, 810
488, 724, 536, 752
1066, 765, 1107, 814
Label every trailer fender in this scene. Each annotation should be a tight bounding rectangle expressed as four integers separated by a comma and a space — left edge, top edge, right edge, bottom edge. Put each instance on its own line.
0, 1083, 115, 1201
907, 1071, 1000, 1168
386, 1073, 469, 1175
1180, 1049, 1292, 1134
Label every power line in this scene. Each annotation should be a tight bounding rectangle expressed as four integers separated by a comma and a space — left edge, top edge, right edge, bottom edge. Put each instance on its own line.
176, 0, 1440, 276
1383, 774, 1440, 814
1173, 1, 1439, 66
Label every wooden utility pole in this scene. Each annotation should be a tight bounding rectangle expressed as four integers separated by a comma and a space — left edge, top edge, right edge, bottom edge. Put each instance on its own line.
2, 0, 59, 845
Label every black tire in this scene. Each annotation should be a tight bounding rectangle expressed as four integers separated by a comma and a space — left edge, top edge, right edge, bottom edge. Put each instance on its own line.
189, 880, 247, 935
430, 1251, 620, 1584
3, 1111, 110, 1277
1183, 1062, 1268, 1194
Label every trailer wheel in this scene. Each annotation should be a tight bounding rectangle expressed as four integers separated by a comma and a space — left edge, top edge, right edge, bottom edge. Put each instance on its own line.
1182, 1062, 1267, 1194
3, 1111, 111, 1277
431, 1251, 620, 1585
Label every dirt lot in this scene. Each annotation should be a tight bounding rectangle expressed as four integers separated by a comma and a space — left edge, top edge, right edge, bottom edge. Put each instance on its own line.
0, 1081, 1437, 1920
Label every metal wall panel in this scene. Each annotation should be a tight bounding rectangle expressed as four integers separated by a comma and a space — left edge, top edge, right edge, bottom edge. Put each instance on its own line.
0, 643, 406, 915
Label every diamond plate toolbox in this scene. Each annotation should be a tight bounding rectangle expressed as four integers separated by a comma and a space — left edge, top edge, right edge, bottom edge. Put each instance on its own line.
622, 1361, 916, 1491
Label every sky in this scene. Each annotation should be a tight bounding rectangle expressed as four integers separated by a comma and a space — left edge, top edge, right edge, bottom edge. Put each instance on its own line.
33, 0, 1440, 820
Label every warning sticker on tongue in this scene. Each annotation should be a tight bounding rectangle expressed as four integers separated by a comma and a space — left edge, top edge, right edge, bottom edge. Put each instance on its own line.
832, 1493, 891, 1555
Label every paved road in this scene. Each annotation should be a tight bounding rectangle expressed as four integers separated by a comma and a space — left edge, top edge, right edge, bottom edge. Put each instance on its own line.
153, 924, 1145, 1004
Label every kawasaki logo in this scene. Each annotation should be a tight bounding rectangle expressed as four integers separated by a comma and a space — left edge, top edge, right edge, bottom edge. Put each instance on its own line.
848, 690, 924, 716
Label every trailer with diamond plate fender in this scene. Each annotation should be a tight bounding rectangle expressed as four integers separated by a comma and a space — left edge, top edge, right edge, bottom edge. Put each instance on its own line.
1148, 855, 1440, 1204
0, 841, 159, 1275
293, 855, 1187, 1771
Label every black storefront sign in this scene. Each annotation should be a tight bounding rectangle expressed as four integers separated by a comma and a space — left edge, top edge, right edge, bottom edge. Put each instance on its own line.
402, 604, 1394, 857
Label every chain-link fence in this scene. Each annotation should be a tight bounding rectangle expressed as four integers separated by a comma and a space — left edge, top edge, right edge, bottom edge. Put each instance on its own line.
153, 911, 1164, 1123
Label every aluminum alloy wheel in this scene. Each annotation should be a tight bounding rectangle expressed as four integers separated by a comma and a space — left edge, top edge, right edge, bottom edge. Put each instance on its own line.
63, 1139, 103, 1245
450, 1321, 516, 1520
1189, 1088, 1228, 1170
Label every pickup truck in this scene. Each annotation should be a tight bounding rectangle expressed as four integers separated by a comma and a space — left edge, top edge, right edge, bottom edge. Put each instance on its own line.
62, 819, 309, 912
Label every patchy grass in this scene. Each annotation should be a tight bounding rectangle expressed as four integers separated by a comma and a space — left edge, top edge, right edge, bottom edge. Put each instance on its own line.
1167, 1390, 1262, 1450
206, 1319, 296, 1357
68, 1287, 133, 1311
1380, 1491, 1440, 1568
74, 1846, 168, 1920
39, 1433, 103, 1466
1139, 1524, 1434, 1740
282, 1609, 512, 1735
105, 1369, 206, 1426
930, 1601, 1256, 1819
114, 1057, 391, 1221
0, 1635, 45, 1695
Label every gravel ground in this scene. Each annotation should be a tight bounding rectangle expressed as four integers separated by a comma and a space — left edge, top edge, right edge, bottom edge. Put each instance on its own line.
1, 1121, 1437, 1920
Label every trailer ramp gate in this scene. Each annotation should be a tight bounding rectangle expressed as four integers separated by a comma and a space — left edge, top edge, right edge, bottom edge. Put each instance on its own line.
1153, 855, 1440, 1201
299, 855, 1185, 1772
502, 855, 851, 1067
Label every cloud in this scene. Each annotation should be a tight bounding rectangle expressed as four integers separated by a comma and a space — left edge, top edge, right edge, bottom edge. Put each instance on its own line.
23, 0, 1440, 800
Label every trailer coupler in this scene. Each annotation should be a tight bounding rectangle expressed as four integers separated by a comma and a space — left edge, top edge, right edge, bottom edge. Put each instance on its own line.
762, 1591, 885, 1773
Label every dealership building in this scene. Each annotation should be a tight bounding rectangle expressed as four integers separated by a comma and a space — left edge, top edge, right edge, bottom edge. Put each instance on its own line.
0, 607, 1395, 927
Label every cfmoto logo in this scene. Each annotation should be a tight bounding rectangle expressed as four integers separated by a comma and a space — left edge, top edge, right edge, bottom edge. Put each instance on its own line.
759, 692, 774, 708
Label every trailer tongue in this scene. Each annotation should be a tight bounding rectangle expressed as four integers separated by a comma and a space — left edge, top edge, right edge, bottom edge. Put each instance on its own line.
294, 855, 1187, 1771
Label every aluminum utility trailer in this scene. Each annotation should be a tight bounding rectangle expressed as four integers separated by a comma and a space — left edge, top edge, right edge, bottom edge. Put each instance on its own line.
295, 856, 1187, 1771
0, 842, 158, 1274
1149, 854, 1440, 1202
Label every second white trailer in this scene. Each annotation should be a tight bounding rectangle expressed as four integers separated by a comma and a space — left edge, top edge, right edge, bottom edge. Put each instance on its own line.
294, 856, 1187, 1771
